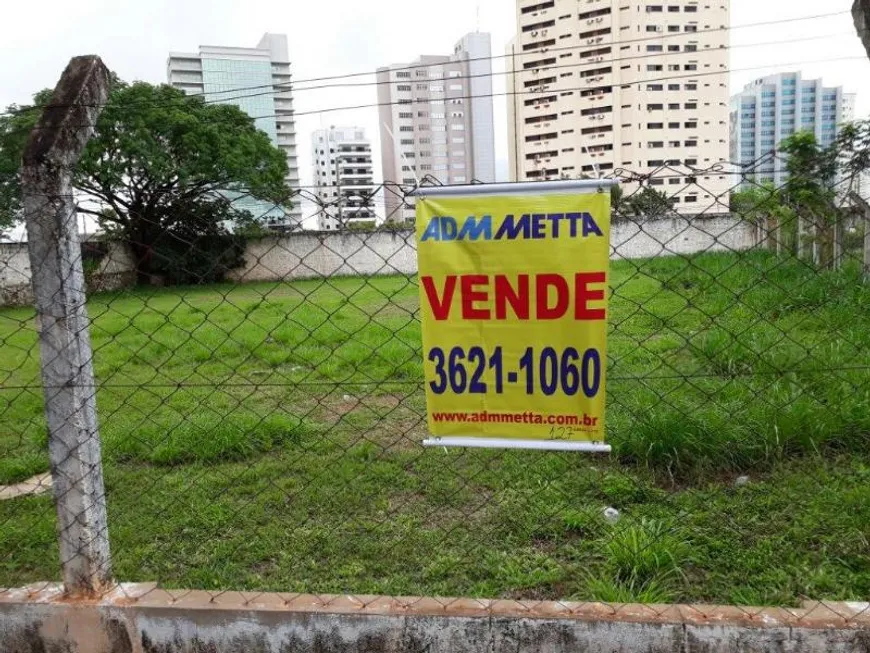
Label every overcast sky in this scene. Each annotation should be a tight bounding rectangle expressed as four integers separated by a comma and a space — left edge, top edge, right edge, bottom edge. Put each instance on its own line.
2, 0, 868, 216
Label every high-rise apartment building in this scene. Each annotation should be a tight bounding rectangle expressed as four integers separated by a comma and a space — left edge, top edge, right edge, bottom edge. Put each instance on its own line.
167, 33, 301, 227
730, 73, 854, 187
507, 0, 731, 212
311, 127, 376, 231
376, 33, 497, 223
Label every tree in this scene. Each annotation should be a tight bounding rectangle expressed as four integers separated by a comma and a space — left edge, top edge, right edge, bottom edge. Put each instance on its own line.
610, 185, 625, 216
779, 131, 838, 265
835, 119, 870, 182
623, 187, 676, 221
0, 81, 291, 282
0, 90, 53, 236
730, 182, 792, 252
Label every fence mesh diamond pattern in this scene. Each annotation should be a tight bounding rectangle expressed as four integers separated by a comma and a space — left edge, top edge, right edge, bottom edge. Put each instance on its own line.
2, 150, 870, 618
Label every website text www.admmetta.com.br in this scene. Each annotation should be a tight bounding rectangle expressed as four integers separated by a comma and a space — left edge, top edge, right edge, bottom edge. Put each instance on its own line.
431, 411, 600, 428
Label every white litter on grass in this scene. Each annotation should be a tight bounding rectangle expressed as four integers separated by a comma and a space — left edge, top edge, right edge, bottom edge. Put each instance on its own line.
603, 507, 620, 524
0, 473, 52, 501
343, 394, 353, 402
735, 475, 751, 487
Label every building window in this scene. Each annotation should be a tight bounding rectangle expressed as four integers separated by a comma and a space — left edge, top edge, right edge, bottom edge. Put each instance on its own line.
685, 25, 698, 32
668, 84, 680, 90
648, 122, 664, 129
647, 45, 663, 52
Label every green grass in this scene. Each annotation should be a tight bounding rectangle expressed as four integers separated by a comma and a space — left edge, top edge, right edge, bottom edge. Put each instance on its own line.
2, 251, 870, 605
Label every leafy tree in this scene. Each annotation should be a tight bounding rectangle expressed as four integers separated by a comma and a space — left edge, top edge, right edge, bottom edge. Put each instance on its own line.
834, 119, 870, 180
780, 131, 837, 211
0, 90, 53, 236
779, 131, 839, 265
0, 81, 290, 282
730, 182, 794, 252
610, 185, 625, 215
623, 187, 676, 220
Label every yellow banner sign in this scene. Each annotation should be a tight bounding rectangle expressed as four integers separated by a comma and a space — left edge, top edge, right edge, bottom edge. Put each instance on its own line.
415, 183, 612, 450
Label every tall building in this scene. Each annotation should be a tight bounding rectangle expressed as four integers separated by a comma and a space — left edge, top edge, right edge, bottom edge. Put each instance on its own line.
311, 127, 376, 231
376, 33, 497, 223
730, 73, 853, 187
506, 0, 731, 212
167, 33, 301, 227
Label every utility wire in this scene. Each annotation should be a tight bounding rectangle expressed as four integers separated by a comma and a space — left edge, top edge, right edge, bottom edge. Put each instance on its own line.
3, 47, 864, 143
0, 9, 853, 119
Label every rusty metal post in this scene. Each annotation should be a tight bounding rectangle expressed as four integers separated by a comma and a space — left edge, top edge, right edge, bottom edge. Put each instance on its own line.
21, 56, 112, 596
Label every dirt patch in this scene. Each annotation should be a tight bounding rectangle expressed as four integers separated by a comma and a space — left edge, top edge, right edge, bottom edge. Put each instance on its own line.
0, 473, 52, 501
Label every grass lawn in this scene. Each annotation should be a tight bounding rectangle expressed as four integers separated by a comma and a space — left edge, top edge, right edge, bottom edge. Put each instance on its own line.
2, 250, 870, 605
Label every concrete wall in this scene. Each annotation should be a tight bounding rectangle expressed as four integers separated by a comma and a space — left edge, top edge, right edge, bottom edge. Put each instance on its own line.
229, 230, 418, 283
0, 240, 136, 307
2, 585, 870, 653
0, 216, 755, 306
229, 216, 755, 283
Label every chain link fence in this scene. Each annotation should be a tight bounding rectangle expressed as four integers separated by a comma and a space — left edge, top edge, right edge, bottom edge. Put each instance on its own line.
2, 59, 870, 617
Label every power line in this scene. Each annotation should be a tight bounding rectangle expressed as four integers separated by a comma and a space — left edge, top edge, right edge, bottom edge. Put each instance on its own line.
0, 9, 853, 119
242, 55, 870, 121
277, 32, 852, 97
197, 10, 857, 102
0, 51, 861, 180
3, 42, 865, 143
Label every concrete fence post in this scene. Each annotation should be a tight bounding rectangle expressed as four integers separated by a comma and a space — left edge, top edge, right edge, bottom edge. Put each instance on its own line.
21, 55, 112, 596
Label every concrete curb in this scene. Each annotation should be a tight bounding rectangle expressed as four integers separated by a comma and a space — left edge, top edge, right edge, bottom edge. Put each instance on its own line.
2, 584, 870, 652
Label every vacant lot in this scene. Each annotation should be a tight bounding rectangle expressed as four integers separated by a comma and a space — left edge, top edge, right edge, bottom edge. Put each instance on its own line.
2, 251, 870, 605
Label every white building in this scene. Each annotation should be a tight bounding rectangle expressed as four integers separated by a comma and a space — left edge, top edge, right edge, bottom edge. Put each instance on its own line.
376, 32, 497, 224
506, 0, 731, 212
730, 72, 854, 187
167, 33, 301, 228
311, 127, 376, 231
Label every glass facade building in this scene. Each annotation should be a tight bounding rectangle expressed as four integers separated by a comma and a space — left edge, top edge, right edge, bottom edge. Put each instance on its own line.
730, 72, 854, 187
167, 34, 300, 228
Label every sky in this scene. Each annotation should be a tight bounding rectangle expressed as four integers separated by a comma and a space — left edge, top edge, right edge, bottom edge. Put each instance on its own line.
1, 0, 869, 225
